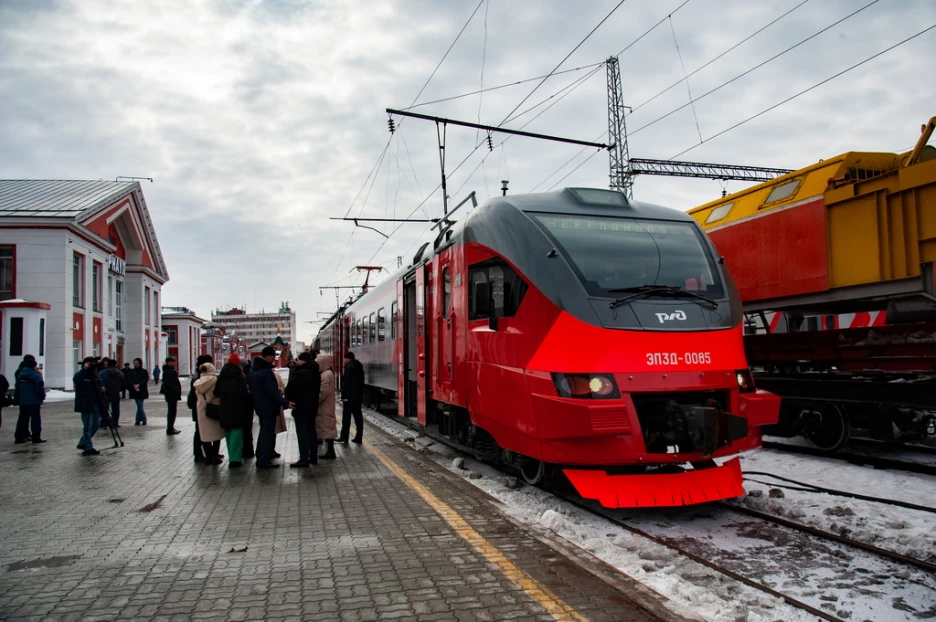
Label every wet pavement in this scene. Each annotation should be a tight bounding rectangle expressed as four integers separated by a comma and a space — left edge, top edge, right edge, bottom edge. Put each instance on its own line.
0, 394, 677, 622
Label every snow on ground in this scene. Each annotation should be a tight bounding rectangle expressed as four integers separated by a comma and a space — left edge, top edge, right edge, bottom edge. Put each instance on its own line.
363, 410, 819, 622
43, 389, 73, 403
736, 447, 936, 563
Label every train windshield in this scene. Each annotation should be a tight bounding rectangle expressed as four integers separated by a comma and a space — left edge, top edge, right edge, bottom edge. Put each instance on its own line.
532, 214, 724, 298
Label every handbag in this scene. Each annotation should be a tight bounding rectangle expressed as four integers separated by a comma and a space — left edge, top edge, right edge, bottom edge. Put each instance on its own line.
205, 402, 221, 421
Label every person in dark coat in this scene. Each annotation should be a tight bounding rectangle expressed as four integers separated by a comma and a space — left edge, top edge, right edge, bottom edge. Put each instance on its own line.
14, 355, 45, 444
284, 351, 320, 467
214, 354, 251, 468
0, 372, 9, 430
99, 359, 126, 427
159, 357, 182, 435
121, 362, 132, 399
129, 357, 150, 425
338, 351, 365, 444
188, 354, 215, 463
74, 357, 102, 455
153, 365, 161, 385
247, 347, 292, 469
239, 358, 255, 459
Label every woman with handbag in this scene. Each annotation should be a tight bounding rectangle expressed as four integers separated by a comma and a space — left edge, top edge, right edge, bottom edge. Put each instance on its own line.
193, 363, 224, 465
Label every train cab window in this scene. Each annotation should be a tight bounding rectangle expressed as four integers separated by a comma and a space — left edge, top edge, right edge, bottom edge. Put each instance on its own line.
704, 202, 734, 224
468, 260, 528, 320
442, 267, 451, 317
762, 178, 802, 206
377, 308, 386, 341
390, 302, 398, 339
369, 313, 376, 343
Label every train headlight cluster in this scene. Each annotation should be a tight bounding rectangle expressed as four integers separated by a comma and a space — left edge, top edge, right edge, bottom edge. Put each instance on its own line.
552, 373, 621, 399
736, 369, 756, 393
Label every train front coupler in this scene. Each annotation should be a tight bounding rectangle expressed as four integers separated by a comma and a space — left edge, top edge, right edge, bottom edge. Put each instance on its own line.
668, 399, 748, 458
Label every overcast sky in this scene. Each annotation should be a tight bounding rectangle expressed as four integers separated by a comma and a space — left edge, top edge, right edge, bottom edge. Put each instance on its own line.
2, 0, 934, 343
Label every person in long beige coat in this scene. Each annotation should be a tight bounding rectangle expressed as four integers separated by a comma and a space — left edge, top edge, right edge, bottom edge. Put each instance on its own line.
194, 363, 224, 465
274, 368, 288, 436
315, 353, 337, 459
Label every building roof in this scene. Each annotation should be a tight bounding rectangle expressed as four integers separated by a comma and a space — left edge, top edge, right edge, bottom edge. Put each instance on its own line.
0, 180, 139, 218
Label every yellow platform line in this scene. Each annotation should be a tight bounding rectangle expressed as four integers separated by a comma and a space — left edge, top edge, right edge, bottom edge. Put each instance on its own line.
364, 439, 589, 622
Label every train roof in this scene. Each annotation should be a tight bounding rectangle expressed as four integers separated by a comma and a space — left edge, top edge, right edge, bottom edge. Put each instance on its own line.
687, 150, 912, 231
486, 187, 694, 221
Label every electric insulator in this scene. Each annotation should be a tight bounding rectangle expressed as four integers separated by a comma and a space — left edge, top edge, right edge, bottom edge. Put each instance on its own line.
388, 118, 396, 134
487, 134, 494, 152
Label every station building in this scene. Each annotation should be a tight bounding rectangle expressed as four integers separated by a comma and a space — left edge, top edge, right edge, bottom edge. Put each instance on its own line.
211, 303, 296, 348
161, 306, 205, 377
0, 180, 169, 389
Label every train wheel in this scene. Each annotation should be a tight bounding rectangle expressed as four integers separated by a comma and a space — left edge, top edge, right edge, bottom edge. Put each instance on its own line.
804, 403, 851, 452
520, 459, 546, 486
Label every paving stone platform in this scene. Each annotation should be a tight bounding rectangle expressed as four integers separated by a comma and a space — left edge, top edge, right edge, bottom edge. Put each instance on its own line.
0, 395, 679, 622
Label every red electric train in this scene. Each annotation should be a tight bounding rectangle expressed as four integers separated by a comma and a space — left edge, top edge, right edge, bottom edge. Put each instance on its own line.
316, 187, 780, 507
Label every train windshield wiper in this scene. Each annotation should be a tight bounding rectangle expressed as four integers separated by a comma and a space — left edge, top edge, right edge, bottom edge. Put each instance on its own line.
608, 284, 718, 309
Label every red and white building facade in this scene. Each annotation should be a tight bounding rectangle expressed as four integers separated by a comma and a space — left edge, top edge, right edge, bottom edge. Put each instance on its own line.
0, 180, 169, 388
161, 307, 205, 377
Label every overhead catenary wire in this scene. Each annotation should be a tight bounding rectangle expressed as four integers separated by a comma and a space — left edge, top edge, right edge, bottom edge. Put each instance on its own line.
669, 22, 936, 159
498, 0, 631, 126
629, 0, 883, 138
630, 0, 811, 115
669, 15, 703, 143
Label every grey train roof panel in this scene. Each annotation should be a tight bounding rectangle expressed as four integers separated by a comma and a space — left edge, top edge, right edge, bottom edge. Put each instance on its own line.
0, 179, 138, 218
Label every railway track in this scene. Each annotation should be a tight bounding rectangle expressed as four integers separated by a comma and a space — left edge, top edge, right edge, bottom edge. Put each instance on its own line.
762, 440, 936, 476
373, 410, 936, 622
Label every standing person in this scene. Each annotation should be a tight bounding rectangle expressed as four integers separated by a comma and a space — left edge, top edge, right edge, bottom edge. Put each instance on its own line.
129, 358, 150, 425
99, 359, 125, 428
74, 357, 101, 456
153, 365, 161, 386
0, 372, 9, 431
14, 355, 45, 444
284, 351, 320, 467
315, 353, 338, 460
121, 362, 132, 399
193, 363, 223, 465
188, 355, 214, 463
247, 346, 292, 469
239, 358, 255, 459
214, 354, 251, 469
338, 351, 365, 444
160, 357, 182, 435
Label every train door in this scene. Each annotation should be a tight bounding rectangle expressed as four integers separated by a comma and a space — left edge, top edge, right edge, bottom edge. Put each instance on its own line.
415, 263, 429, 425
396, 279, 405, 416
437, 261, 454, 401
403, 271, 419, 419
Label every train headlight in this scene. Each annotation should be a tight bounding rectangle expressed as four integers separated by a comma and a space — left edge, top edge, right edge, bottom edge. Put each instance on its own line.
552, 373, 620, 399
736, 369, 756, 393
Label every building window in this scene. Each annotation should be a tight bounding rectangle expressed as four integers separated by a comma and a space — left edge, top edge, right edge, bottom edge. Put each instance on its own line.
115, 279, 123, 332
9, 317, 23, 356
0, 247, 14, 301
108, 276, 114, 315
377, 308, 386, 341
39, 318, 45, 356
145, 287, 151, 325
390, 302, 398, 340
73, 253, 85, 308
92, 262, 102, 312
167, 327, 178, 345
154, 291, 159, 328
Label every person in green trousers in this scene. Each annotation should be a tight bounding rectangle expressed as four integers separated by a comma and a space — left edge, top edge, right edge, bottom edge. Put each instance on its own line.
213, 354, 251, 468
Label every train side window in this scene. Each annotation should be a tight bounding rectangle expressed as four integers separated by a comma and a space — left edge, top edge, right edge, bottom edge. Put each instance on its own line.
468, 260, 528, 320
762, 178, 802, 207
369, 312, 376, 343
442, 267, 451, 317
360, 318, 367, 346
390, 302, 398, 339
377, 308, 386, 341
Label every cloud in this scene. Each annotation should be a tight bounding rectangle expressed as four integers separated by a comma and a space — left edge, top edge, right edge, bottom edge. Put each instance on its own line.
1, 0, 934, 341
